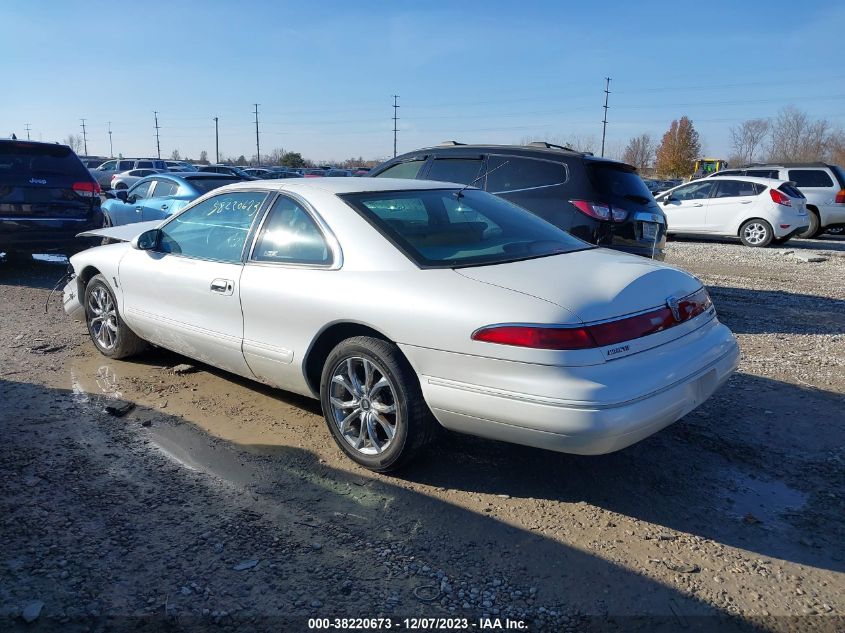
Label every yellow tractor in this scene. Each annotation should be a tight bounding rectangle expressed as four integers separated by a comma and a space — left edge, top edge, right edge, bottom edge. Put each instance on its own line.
690, 158, 728, 181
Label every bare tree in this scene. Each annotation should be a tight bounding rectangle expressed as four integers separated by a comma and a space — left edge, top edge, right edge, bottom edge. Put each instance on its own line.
170, 149, 181, 160
729, 119, 770, 165
768, 106, 831, 162
198, 150, 209, 165
622, 134, 655, 171
64, 134, 83, 153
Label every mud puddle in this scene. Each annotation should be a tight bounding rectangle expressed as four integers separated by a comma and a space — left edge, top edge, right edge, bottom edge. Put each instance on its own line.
722, 467, 807, 529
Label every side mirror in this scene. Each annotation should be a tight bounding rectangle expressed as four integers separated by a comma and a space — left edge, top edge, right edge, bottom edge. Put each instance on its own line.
115, 190, 128, 202
132, 229, 160, 251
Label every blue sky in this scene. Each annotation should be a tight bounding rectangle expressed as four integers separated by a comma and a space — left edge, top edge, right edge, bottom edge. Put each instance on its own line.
2, 1, 843, 162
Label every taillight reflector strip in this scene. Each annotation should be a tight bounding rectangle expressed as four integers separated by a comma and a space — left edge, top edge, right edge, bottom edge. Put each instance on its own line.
472, 288, 713, 350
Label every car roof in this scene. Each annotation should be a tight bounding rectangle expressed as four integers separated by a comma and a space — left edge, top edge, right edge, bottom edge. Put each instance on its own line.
216, 177, 465, 195
672, 175, 788, 189
742, 162, 832, 169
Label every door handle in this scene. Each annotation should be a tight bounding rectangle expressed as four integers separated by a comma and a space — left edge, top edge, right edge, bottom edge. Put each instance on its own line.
135, 206, 142, 212
692, 203, 704, 207
161, 204, 169, 210
210, 278, 234, 295
739, 200, 752, 204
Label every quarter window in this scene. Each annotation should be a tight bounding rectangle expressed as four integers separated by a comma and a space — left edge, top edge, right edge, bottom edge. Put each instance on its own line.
426, 158, 483, 185
374, 159, 426, 179
157, 191, 267, 263
486, 157, 567, 193
251, 196, 331, 265
787, 170, 833, 188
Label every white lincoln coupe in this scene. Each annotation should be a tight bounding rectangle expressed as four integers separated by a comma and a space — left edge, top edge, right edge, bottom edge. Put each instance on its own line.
64, 178, 739, 470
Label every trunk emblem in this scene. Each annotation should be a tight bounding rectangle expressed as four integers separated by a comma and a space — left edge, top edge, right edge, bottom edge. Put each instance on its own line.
666, 296, 681, 322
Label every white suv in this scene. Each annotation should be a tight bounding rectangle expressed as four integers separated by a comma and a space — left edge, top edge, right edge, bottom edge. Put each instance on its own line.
707, 163, 845, 237
656, 176, 809, 247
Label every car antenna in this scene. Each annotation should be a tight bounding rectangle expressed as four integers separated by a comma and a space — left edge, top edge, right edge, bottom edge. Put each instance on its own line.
454, 160, 509, 199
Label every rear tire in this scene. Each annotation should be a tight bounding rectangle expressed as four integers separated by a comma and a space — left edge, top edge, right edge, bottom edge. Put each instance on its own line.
84, 274, 147, 359
739, 219, 773, 247
798, 210, 821, 239
320, 336, 437, 472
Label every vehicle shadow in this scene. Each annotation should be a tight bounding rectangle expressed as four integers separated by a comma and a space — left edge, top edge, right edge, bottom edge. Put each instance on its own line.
0, 376, 762, 631
0, 254, 69, 291
400, 371, 845, 574
707, 286, 845, 335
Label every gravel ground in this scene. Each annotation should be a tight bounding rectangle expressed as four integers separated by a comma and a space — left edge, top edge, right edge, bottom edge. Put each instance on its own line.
1, 235, 843, 632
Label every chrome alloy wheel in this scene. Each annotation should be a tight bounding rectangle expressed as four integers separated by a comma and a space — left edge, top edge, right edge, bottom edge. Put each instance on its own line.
329, 356, 398, 455
88, 286, 118, 350
742, 222, 768, 246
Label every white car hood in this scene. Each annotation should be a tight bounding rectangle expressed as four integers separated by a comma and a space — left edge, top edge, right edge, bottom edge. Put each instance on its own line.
454, 247, 702, 324
77, 220, 163, 242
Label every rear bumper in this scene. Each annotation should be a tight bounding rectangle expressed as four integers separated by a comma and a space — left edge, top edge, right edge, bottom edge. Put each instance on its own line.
776, 224, 809, 239
408, 319, 740, 455
0, 217, 103, 253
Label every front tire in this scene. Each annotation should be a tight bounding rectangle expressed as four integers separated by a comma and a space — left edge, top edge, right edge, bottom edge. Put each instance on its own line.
320, 336, 436, 472
84, 274, 147, 359
739, 219, 773, 247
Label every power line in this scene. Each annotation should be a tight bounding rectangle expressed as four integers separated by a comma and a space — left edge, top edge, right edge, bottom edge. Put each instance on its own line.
392, 95, 400, 157
80, 118, 88, 155
154, 111, 161, 159
601, 77, 611, 158
253, 104, 260, 165
108, 121, 113, 158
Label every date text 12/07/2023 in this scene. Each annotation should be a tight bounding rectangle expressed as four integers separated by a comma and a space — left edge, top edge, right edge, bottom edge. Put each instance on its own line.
307, 617, 529, 630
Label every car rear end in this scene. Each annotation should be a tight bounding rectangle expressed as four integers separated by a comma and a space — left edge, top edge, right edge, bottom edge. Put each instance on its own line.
0, 141, 103, 256
767, 181, 809, 238
573, 158, 667, 260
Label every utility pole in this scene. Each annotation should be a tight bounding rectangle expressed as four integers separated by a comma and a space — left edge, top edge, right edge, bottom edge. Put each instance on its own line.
213, 116, 219, 163
24, 123, 31, 140
107, 122, 113, 158
392, 95, 400, 158
154, 111, 161, 159
600, 77, 611, 158
253, 104, 260, 166
80, 118, 88, 155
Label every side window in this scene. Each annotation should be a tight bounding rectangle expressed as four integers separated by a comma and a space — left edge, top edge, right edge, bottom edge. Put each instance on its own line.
672, 182, 714, 201
136, 160, 154, 169
752, 183, 767, 195
486, 157, 567, 193
99, 160, 117, 171
129, 181, 152, 200
787, 170, 833, 188
157, 191, 267, 263
426, 158, 483, 185
251, 196, 331, 265
714, 180, 757, 198
151, 179, 179, 198
746, 169, 778, 179
374, 159, 426, 179
117, 160, 134, 171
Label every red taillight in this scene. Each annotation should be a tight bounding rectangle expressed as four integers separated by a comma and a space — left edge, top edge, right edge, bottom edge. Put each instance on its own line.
472, 288, 713, 351
72, 181, 101, 197
769, 189, 792, 207
836, 189, 845, 204
570, 200, 627, 223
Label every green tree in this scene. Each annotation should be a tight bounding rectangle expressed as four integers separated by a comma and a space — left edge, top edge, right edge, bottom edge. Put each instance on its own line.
655, 116, 701, 178
280, 151, 305, 168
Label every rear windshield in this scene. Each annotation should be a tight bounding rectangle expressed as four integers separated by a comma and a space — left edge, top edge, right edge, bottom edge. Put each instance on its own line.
779, 183, 805, 198
586, 161, 654, 205
0, 142, 89, 180
185, 176, 240, 193
341, 188, 589, 268
831, 165, 845, 188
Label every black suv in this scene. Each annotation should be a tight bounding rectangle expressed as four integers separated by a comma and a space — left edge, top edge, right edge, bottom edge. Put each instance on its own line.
368, 142, 667, 259
0, 140, 104, 257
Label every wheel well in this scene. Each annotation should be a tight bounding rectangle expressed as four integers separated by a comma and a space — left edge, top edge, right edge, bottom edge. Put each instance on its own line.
76, 265, 102, 298
303, 323, 390, 395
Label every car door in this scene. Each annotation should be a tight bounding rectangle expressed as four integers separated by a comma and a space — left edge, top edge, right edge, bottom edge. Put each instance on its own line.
659, 181, 714, 233
106, 180, 152, 226
118, 189, 270, 377
705, 179, 760, 234
139, 178, 180, 221
239, 193, 337, 393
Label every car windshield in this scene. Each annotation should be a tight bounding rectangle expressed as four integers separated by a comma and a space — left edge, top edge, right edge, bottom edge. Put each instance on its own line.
185, 177, 240, 193
341, 188, 590, 268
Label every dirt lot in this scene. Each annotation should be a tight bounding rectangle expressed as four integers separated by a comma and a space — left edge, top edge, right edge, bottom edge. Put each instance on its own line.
1, 236, 843, 632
